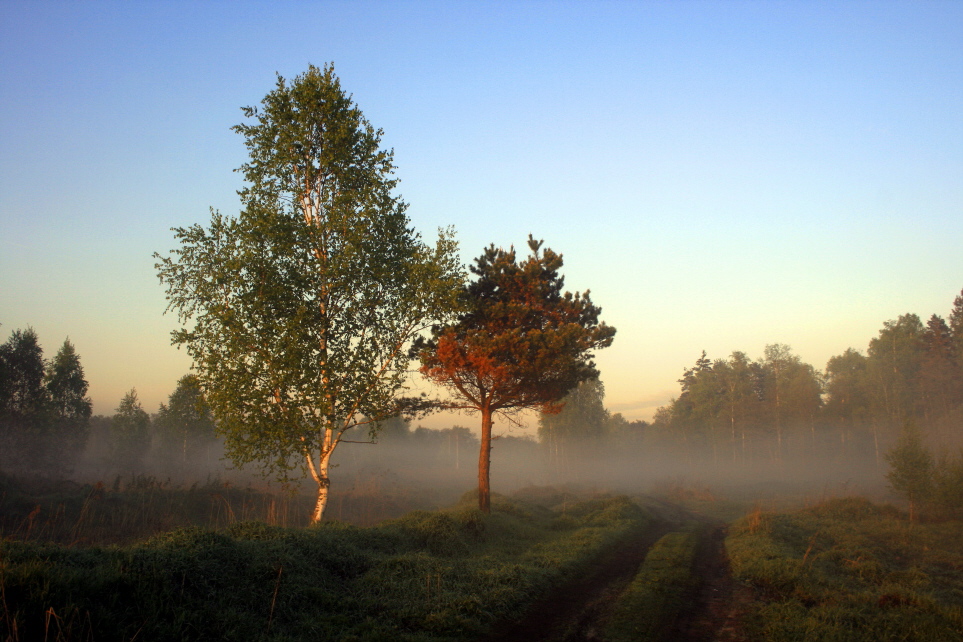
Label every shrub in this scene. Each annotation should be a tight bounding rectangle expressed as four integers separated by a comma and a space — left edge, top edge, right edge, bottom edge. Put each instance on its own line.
885, 421, 934, 521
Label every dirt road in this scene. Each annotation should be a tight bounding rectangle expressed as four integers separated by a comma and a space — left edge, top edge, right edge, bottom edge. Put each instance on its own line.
489, 503, 752, 642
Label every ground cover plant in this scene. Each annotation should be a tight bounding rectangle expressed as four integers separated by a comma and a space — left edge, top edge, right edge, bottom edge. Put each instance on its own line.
726, 496, 963, 641
604, 523, 705, 642
0, 493, 656, 641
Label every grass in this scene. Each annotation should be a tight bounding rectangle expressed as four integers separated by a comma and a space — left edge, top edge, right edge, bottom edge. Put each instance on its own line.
604, 523, 705, 642
0, 492, 656, 641
0, 471, 456, 546
0, 472, 317, 546
726, 496, 963, 642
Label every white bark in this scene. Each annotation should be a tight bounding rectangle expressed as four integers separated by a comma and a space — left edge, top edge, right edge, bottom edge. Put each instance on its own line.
312, 478, 330, 524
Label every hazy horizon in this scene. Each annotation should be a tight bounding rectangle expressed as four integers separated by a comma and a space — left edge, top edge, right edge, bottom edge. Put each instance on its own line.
2, 1, 961, 433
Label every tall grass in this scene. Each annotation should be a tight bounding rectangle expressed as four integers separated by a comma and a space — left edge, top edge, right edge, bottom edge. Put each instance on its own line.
0, 470, 453, 546
0, 492, 655, 641
726, 497, 963, 641
0, 474, 315, 545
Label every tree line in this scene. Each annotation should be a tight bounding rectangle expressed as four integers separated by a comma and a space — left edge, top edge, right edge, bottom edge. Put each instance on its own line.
0, 328, 90, 473
644, 289, 963, 468
0, 327, 218, 477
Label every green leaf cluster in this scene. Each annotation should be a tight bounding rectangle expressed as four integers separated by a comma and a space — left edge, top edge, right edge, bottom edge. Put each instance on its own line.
155, 64, 463, 490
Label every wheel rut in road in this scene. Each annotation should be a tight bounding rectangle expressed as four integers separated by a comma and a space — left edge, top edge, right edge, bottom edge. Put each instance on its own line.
488, 500, 753, 642
668, 522, 752, 642
488, 521, 673, 642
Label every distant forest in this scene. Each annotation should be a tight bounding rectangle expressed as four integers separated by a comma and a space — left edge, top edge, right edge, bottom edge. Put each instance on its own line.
0, 331, 220, 478
637, 288, 963, 470
1, 287, 961, 485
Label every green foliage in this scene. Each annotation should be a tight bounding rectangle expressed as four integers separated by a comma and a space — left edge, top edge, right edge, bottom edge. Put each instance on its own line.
878, 423, 963, 521
45, 339, 92, 425
868, 314, 926, 423
44, 339, 92, 465
651, 286, 963, 468
155, 64, 462, 520
0, 328, 46, 423
0, 495, 656, 641
538, 377, 610, 464
934, 450, 963, 516
0, 328, 49, 468
419, 236, 616, 418
153, 374, 216, 471
823, 348, 872, 426
417, 236, 615, 511
726, 497, 963, 641
655, 345, 822, 463
885, 421, 934, 520
110, 389, 151, 472
950, 288, 963, 367
0, 330, 92, 474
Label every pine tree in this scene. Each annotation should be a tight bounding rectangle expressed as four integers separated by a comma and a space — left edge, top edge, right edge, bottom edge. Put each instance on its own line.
0, 328, 49, 470
416, 236, 615, 512
45, 339, 93, 471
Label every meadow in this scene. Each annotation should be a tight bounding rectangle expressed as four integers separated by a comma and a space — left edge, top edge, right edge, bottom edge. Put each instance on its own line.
4, 470, 963, 641
726, 497, 963, 641
0, 477, 666, 641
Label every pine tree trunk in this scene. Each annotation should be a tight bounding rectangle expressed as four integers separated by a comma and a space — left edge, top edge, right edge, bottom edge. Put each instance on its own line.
478, 406, 493, 513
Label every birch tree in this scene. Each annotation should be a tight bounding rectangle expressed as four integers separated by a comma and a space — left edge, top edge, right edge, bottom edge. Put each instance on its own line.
155, 64, 462, 522
111, 389, 151, 472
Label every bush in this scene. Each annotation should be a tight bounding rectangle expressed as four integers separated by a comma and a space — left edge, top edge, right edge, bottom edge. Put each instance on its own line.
885, 421, 934, 521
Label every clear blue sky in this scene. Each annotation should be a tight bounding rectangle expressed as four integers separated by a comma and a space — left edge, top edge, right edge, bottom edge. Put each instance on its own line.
2, 1, 961, 433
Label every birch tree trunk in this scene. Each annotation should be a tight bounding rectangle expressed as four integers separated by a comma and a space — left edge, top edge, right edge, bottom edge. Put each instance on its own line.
308, 426, 335, 524
312, 474, 331, 524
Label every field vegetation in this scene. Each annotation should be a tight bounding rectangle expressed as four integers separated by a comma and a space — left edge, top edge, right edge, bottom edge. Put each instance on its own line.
727, 497, 963, 641
0, 490, 662, 641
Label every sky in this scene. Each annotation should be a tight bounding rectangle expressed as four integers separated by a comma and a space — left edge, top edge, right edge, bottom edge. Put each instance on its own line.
1, 1, 961, 437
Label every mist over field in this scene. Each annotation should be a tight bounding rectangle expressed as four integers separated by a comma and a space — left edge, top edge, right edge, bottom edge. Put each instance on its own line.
3, 287, 962, 641
2, 2, 962, 639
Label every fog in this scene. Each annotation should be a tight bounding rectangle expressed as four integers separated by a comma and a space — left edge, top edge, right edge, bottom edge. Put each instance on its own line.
2, 412, 893, 529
